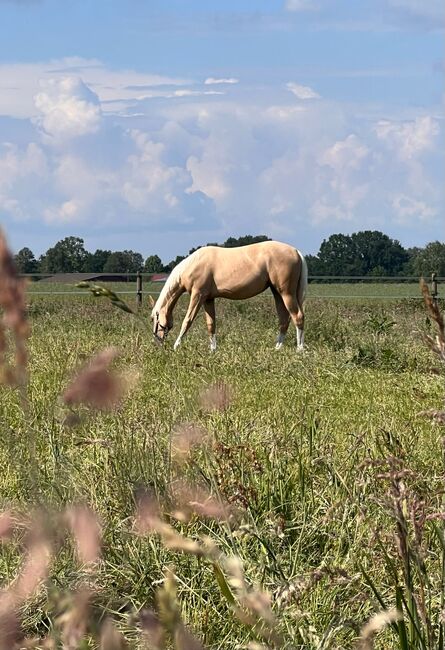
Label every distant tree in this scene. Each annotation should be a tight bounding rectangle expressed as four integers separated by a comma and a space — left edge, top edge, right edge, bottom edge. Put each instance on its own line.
40, 237, 88, 273
223, 235, 270, 248
82, 249, 112, 273
403, 247, 422, 275
163, 255, 186, 273
315, 231, 409, 276
316, 233, 362, 276
351, 231, 408, 276
14, 247, 38, 274
143, 254, 163, 273
103, 250, 143, 273
304, 254, 324, 277
411, 241, 445, 277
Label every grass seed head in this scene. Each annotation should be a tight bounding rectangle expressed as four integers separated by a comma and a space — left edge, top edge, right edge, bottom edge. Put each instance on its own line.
0, 229, 30, 389
357, 609, 401, 649
65, 505, 102, 565
63, 347, 126, 410
199, 382, 232, 412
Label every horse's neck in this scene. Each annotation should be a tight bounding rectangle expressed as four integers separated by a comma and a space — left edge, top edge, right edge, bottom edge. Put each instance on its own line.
159, 278, 184, 314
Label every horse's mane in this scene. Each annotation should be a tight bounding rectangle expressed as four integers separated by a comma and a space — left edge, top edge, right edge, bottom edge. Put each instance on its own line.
153, 254, 193, 313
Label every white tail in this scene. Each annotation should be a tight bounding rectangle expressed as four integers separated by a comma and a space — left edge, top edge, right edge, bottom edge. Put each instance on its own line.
296, 249, 308, 307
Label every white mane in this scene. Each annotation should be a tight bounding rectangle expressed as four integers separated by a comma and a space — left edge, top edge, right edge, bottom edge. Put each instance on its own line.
153, 253, 195, 314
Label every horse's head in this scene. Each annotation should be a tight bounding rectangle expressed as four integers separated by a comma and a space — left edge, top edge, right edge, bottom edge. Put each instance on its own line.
149, 296, 172, 344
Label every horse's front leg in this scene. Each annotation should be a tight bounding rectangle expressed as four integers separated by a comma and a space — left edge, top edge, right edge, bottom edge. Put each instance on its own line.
173, 292, 204, 350
204, 299, 216, 352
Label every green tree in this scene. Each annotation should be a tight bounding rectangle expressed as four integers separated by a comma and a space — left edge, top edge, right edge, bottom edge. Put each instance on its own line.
103, 250, 143, 273
143, 254, 163, 273
163, 255, 185, 272
316, 233, 362, 276
315, 231, 409, 276
39, 237, 88, 273
411, 241, 445, 277
351, 231, 408, 276
82, 249, 112, 273
14, 247, 38, 274
223, 235, 270, 248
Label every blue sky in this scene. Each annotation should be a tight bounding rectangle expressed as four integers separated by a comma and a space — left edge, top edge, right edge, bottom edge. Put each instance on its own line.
0, 0, 443, 261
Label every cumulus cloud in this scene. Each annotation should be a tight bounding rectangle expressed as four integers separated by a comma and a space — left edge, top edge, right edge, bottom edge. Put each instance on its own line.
0, 58, 442, 248
319, 134, 369, 171
375, 116, 440, 161
286, 82, 320, 100
392, 193, 437, 222
121, 130, 188, 213
34, 77, 102, 142
0, 58, 190, 120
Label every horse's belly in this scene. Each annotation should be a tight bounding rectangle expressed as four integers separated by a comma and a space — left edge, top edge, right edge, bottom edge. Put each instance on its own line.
216, 277, 268, 299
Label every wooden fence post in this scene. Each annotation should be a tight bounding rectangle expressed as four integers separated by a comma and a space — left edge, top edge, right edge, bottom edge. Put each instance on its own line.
136, 271, 143, 309
431, 272, 438, 307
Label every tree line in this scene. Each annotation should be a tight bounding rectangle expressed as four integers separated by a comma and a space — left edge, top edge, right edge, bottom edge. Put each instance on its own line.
14, 231, 445, 277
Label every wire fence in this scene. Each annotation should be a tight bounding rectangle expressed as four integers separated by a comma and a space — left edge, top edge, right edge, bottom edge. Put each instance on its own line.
20, 271, 444, 304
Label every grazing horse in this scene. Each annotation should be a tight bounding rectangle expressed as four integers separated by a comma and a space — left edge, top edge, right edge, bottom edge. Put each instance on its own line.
150, 241, 308, 352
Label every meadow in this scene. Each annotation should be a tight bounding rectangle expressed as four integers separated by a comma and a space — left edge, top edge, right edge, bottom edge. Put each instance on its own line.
1, 278, 444, 649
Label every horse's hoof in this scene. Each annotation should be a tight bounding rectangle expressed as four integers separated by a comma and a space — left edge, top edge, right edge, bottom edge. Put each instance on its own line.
275, 342, 283, 350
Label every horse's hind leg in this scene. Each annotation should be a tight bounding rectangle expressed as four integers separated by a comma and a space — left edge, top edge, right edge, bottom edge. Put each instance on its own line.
173, 291, 204, 350
273, 292, 290, 350
280, 293, 304, 350
204, 299, 217, 352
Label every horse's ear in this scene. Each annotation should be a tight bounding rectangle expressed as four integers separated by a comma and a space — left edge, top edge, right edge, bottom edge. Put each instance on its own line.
148, 294, 155, 308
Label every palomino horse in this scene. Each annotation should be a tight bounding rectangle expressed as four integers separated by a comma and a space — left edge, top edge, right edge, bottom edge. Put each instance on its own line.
150, 241, 308, 352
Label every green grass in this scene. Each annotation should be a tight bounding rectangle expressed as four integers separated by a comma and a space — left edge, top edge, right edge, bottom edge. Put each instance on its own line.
26, 280, 433, 300
1, 289, 444, 648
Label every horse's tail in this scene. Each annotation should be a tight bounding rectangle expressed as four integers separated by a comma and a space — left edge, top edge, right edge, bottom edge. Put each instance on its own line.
296, 249, 308, 309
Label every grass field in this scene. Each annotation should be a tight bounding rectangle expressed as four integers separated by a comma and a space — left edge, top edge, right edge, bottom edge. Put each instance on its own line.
26, 280, 431, 300
1, 282, 445, 648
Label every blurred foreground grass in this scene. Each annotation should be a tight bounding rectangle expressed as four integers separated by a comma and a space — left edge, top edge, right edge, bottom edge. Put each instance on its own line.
1, 285, 444, 648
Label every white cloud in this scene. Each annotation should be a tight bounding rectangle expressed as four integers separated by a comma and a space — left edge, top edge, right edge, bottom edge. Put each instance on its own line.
121, 130, 188, 213
319, 134, 369, 171
0, 58, 190, 119
204, 77, 239, 85
392, 193, 436, 222
286, 82, 320, 100
375, 116, 440, 160
0, 61, 442, 246
34, 77, 102, 142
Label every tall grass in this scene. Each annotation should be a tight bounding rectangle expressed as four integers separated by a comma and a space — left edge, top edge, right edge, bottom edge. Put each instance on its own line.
1, 229, 444, 648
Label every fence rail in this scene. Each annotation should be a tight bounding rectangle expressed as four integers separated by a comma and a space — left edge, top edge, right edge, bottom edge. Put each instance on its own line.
20, 272, 443, 306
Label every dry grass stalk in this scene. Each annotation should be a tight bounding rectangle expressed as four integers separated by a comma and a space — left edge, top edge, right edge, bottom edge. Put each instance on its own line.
357, 608, 401, 649
63, 347, 126, 411
0, 228, 30, 389
134, 492, 204, 556
157, 568, 205, 650
420, 278, 445, 361
171, 480, 232, 522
